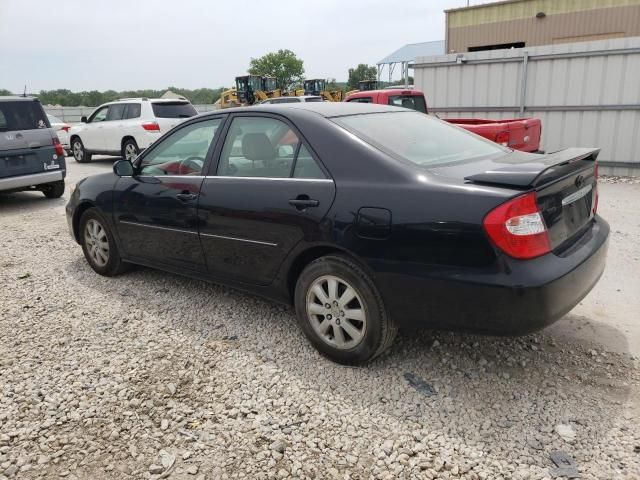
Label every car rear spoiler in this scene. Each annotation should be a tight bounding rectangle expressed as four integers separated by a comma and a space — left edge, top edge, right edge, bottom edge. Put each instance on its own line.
464, 148, 600, 189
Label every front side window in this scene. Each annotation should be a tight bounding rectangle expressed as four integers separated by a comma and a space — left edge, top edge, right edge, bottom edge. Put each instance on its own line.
106, 104, 126, 121
334, 112, 505, 168
138, 118, 222, 176
89, 106, 108, 123
217, 116, 325, 179
388, 95, 427, 113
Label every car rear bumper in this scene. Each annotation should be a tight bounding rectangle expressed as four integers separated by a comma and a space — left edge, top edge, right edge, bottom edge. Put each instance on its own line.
375, 216, 609, 334
0, 170, 64, 192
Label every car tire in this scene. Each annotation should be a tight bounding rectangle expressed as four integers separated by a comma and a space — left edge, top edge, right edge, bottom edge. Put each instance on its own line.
79, 208, 130, 277
294, 254, 397, 364
72, 138, 91, 163
41, 180, 65, 199
122, 139, 139, 161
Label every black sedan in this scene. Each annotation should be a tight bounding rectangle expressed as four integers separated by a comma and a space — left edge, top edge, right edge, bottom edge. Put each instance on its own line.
66, 103, 609, 364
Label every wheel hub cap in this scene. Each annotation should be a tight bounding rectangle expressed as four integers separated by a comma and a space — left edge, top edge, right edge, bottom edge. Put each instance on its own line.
84, 219, 109, 267
306, 275, 367, 350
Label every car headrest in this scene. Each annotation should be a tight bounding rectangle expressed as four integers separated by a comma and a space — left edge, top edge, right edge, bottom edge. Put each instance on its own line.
401, 98, 414, 109
242, 133, 275, 161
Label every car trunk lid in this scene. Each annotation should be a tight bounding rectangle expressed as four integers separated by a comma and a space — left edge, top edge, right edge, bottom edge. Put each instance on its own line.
463, 148, 599, 249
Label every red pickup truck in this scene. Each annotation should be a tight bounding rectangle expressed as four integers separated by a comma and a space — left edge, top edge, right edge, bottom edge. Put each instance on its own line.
344, 89, 542, 153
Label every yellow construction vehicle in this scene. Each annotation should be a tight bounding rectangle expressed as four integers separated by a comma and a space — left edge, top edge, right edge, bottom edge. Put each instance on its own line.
303, 79, 344, 102
217, 88, 240, 109
346, 80, 379, 97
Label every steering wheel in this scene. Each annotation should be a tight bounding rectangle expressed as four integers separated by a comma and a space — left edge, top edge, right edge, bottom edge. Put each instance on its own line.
178, 156, 205, 175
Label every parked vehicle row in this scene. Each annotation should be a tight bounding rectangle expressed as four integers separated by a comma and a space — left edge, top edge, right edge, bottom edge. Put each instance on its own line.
67, 102, 608, 364
0, 96, 66, 198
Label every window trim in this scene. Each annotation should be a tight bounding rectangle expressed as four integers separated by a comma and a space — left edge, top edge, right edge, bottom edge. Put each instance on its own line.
205, 112, 331, 181
133, 115, 228, 177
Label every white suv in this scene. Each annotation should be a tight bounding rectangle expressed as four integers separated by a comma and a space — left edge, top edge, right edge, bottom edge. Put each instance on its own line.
69, 98, 198, 163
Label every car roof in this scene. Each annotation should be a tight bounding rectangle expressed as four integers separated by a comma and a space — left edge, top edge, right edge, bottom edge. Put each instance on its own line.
209, 102, 409, 118
108, 98, 190, 104
346, 89, 421, 99
0, 96, 40, 102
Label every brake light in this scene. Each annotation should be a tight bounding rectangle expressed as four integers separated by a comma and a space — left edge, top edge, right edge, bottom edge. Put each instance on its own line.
142, 121, 160, 132
593, 162, 599, 214
495, 131, 509, 147
61, 125, 71, 132
483, 192, 551, 259
52, 136, 65, 157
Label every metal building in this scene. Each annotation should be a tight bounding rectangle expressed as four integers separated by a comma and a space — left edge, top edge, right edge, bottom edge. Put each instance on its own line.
446, 0, 640, 53
413, 37, 640, 175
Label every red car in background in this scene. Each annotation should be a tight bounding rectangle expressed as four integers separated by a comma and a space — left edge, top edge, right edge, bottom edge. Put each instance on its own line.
345, 89, 542, 153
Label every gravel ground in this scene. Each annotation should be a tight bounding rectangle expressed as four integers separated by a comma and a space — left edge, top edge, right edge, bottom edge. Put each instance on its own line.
1, 160, 639, 480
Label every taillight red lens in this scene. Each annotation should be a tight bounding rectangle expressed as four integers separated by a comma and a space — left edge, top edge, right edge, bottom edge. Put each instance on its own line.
495, 131, 509, 147
593, 162, 599, 214
61, 125, 71, 132
142, 121, 160, 131
483, 192, 551, 260
53, 136, 65, 157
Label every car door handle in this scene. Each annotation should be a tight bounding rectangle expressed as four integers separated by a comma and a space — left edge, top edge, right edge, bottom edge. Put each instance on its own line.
176, 192, 198, 201
289, 196, 319, 210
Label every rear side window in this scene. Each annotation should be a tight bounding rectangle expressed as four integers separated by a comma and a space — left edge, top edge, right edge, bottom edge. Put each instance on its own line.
388, 95, 427, 113
124, 103, 141, 119
305, 97, 323, 102
272, 98, 300, 104
347, 97, 373, 104
0, 101, 49, 131
218, 116, 325, 179
151, 102, 197, 118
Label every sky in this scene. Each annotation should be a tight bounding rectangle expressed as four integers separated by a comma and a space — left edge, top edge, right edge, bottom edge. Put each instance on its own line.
0, 0, 480, 93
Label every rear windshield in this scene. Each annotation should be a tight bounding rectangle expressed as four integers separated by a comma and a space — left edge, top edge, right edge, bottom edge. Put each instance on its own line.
151, 102, 197, 119
0, 101, 50, 132
334, 112, 505, 168
388, 95, 427, 113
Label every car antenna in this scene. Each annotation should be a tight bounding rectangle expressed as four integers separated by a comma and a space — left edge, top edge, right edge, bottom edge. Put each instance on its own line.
23, 85, 27, 97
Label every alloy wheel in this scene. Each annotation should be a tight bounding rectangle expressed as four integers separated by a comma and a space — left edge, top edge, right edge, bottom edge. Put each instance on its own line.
306, 275, 367, 349
124, 143, 137, 161
84, 219, 109, 267
73, 142, 83, 161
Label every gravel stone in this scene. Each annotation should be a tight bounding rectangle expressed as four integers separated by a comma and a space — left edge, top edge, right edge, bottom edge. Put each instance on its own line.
0, 165, 638, 479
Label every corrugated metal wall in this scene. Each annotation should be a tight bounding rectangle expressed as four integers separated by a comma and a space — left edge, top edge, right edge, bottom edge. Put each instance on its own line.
414, 37, 640, 174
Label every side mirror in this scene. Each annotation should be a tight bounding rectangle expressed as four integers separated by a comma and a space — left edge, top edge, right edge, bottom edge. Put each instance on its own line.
113, 159, 134, 177
81, 116, 88, 123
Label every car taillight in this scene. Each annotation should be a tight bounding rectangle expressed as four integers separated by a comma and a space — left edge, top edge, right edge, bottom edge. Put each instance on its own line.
495, 131, 509, 147
53, 136, 65, 157
483, 192, 551, 260
593, 162, 599, 214
142, 121, 160, 132
61, 125, 71, 132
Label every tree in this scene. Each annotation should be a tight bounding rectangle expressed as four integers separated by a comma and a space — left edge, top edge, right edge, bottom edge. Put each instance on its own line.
0, 89, 12, 96
347, 64, 378, 90
248, 49, 305, 91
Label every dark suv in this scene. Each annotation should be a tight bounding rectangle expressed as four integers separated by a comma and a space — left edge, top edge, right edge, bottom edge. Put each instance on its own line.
0, 96, 66, 198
